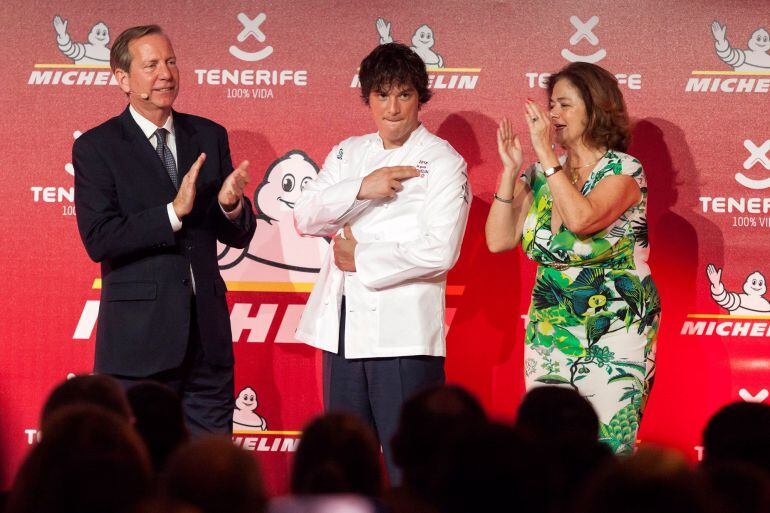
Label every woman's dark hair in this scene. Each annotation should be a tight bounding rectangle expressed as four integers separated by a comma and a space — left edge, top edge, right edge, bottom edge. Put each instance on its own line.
359, 43, 432, 105
547, 62, 630, 151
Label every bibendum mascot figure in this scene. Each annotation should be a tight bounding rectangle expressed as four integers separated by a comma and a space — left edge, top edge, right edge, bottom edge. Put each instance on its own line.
232, 387, 267, 431
217, 151, 329, 282
376, 18, 444, 68
707, 264, 770, 315
52, 15, 110, 65
711, 21, 770, 72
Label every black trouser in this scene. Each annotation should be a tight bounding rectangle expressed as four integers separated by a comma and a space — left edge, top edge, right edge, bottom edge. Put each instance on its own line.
323, 297, 445, 484
114, 298, 234, 436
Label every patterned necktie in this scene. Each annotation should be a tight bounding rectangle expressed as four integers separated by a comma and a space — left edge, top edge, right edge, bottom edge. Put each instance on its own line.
154, 128, 178, 188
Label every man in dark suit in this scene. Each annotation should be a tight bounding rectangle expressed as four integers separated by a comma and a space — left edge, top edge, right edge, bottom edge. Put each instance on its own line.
74, 25, 256, 434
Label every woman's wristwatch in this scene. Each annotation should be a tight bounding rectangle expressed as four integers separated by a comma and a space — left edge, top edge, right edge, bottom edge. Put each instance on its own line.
543, 164, 563, 178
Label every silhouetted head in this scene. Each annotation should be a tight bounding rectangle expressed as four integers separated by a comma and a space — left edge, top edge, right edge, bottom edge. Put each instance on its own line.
291, 413, 383, 497
7, 405, 151, 513
699, 462, 770, 513
575, 446, 715, 513
41, 374, 131, 425
516, 385, 599, 444
127, 381, 189, 472
703, 401, 770, 474
392, 385, 486, 495
164, 436, 267, 513
430, 422, 546, 513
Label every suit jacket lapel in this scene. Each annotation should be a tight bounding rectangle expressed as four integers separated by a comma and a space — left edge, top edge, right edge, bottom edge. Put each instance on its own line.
173, 111, 200, 185
118, 107, 178, 195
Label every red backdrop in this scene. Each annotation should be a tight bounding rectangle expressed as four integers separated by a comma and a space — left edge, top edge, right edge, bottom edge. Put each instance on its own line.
1, 0, 768, 495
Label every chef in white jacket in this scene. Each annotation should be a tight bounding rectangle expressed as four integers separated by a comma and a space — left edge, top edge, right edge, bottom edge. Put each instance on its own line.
294, 42, 471, 482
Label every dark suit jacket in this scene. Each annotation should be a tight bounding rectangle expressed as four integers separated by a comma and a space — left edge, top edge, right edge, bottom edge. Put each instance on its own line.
74, 107, 256, 377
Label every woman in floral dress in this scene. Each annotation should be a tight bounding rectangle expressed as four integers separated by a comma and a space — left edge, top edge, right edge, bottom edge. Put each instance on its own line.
486, 62, 660, 455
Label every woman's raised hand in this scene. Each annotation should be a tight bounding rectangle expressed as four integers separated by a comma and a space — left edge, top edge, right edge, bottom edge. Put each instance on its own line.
524, 100, 552, 155
497, 117, 523, 174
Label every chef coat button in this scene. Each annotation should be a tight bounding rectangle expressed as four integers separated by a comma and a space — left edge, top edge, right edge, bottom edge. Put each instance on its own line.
374, 234, 381, 240
323, 299, 329, 305
370, 305, 377, 311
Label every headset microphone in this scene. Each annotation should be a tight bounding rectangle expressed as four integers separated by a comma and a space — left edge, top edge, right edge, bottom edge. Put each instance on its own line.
128, 90, 149, 100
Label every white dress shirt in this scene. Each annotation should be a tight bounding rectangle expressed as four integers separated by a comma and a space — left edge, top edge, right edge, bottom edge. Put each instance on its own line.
128, 105, 242, 231
128, 106, 243, 294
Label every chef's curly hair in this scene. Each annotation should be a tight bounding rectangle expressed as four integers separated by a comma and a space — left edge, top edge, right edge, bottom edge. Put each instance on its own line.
359, 43, 432, 105
547, 62, 630, 152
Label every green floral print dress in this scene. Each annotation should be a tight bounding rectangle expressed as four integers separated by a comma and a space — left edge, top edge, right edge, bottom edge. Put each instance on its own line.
520, 150, 660, 456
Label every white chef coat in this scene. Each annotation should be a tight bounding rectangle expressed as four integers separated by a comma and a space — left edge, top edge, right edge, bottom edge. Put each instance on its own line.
294, 124, 471, 358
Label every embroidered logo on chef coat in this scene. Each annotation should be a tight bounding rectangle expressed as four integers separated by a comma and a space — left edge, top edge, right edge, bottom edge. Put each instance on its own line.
416, 159, 430, 177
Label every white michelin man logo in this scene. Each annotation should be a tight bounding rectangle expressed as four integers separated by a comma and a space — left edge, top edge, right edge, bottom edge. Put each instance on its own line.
376, 18, 444, 68
711, 22, 770, 72
233, 387, 267, 431
229, 12, 274, 62
52, 15, 110, 65
735, 139, 770, 190
706, 264, 770, 315
217, 151, 329, 281
561, 15, 606, 63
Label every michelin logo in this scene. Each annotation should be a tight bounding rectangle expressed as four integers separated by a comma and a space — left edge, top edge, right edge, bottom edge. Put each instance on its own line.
52, 15, 110, 64
685, 22, 770, 93
707, 265, 770, 315
232, 387, 300, 452
376, 18, 444, 68
233, 386, 268, 431
679, 265, 770, 337
711, 21, 770, 72
350, 17, 479, 90
28, 16, 116, 86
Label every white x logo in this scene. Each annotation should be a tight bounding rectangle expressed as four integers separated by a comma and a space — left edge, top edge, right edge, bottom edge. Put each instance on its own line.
743, 139, 770, 170
734, 139, 770, 189
561, 15, 606, 63
569, 15, 600, 45
236, 12, 266, 42
229, 12, 274, 62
